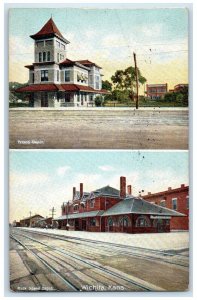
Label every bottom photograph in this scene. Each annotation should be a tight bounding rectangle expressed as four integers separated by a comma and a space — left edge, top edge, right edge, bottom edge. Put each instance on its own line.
9, 150, 189, 292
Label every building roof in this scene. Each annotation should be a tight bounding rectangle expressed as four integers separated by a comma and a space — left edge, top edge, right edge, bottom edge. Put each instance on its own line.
143, 185, 189, 199
59, 59, 90, 71
20, 214, 44, 222
30, 17, 70, 44
15, 84, 64, 93
54, 210, 104, 220
93, 185, 120, 197
102, 197, 185, 217
76, 60, 102, 69
15, 84, 109, 94
147, 84, 167, 87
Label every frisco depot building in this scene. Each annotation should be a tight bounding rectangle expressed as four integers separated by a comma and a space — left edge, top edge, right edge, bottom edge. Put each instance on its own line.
15, 17, 108, 107
54, 176, 184, 234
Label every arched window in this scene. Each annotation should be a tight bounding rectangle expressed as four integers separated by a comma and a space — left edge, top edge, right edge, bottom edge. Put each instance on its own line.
135, 215, 151, 227
108, 217, 113, 226
119, 216, 129, 227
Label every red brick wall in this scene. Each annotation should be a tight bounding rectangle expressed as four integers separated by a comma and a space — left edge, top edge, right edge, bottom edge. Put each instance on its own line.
143, 186, 189, 230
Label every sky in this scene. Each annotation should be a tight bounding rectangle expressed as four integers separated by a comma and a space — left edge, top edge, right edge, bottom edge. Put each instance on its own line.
9, 150, 189, 223
9, 8, 188, 92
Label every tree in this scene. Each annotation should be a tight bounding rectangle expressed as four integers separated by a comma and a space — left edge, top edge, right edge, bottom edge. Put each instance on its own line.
111, 66, 147, 92
95, 95, 103, 107
102, 80, 112, 91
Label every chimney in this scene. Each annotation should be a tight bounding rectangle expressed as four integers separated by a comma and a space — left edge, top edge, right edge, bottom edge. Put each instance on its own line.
80, 183, 83, 198
73, 187, 76, 200
148, 192, 151, 195
168, 187, 172, 191
127, 185, 132, 195
181, 184, 185, 188
120, 176, 126, 198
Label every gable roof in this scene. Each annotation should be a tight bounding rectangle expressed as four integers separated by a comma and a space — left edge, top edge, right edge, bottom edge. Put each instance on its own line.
102, 197, 185, 217
30, 17, 70, 44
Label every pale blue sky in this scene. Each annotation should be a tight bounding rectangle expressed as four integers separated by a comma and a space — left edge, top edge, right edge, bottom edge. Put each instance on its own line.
9, 8, 188, 88
10, 151, 189, 222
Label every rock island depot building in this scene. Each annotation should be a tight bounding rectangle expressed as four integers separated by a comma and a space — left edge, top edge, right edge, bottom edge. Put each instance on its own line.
15, 18, 108, 107
54, 176, 185, 234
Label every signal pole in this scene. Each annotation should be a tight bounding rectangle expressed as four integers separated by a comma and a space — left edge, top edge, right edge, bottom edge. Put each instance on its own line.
133, 52, 139, 109
49, 207, 56, 219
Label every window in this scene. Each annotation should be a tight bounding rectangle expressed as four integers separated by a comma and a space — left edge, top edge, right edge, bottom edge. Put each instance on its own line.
47, 51, 50, 61
90, 200, 95, 208
36, 41, 44, 47
160, 200, 166, 207
56, 41, 60, 48
39, 52, 42, 62
65, 70, 70, 82
172, 198, 177, 210
57, 53, 60, 62
60, 54, 64, 61
89, 218, 96, 226
119, 217, 129, 227
135, 216, 151, 227
186, 196, 189, 209
43, 52, 46, 62
73, 204, 79, 211
32, 73, 34, 83
57, 70, 59, 82
45, 40, 53, 46
95, 75, 100, 89
41, 70, 48, 82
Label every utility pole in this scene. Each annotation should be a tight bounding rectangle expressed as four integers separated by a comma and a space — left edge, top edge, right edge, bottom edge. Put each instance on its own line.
133, 52, 139, 109
49, 207, 56, 219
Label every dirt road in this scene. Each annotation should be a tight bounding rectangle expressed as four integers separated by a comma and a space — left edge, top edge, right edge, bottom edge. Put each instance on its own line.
9, 109, 188, 149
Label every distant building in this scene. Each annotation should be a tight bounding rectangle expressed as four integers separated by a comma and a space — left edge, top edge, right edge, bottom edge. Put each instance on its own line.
173, 84, 188, 93
20, 214, 44, 227
54, 176, 184, 234
142, 184, 189, 231
146, 83, 168, 100
15, 17, 108, 107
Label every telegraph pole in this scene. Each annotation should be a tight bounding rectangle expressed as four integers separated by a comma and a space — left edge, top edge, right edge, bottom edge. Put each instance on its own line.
133, 52, 139, 109
49, 207, 56, 219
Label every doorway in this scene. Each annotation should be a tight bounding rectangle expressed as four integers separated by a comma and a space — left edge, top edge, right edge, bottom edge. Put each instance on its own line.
41, 92, 48, 107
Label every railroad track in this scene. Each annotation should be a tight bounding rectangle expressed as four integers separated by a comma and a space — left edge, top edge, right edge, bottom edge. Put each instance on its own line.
15, 228, 189, 268
10, 230, 165, 292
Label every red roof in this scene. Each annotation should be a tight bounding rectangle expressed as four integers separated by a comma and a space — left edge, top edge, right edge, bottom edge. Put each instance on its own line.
76, 60, 102, 69
15, 84, 109, 94
15, 84, 64, 93
30, 18, 69, 44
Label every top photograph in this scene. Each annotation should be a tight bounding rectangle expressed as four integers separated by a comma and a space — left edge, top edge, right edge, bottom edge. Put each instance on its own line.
9, 7, 189, 149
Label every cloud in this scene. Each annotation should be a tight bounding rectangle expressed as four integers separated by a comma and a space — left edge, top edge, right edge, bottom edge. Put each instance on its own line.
98, 165, 115, 172
57, 166, 71, 176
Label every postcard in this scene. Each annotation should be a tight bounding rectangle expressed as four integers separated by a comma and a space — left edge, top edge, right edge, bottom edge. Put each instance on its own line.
8, 6, 190, 294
